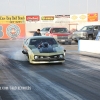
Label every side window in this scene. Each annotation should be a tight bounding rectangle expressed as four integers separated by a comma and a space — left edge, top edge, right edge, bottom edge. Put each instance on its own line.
94, 26, 98, 31
81, 26, 88, 31
25, 39, 29, 45
87, 26, 93, 31
98, 26, 100, 30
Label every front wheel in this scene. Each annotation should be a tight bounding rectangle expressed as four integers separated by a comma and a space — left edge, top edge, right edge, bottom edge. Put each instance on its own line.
68, 41, 71, 45
27, 54, 31, 63
88, 35, 93, 40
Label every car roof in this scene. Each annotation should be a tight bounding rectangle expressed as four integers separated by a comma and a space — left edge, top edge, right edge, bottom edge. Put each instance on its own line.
42, 27, 67, 29
28, 36, 54, 40
42, 27, 51, 28
84, 25, 100, 27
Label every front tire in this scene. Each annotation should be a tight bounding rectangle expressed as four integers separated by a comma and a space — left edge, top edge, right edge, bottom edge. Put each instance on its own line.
27, 54, 31, 63
68, 41, 71, 45
88, 35, 93, 40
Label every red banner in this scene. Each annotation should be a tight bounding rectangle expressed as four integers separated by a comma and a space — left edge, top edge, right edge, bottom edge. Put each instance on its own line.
0, 24, 25, 39
88, 13, 98, 22
26, 16, 40, 21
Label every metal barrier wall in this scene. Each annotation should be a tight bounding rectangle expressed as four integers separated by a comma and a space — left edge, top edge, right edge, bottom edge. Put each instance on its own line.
78, 40, 100, 53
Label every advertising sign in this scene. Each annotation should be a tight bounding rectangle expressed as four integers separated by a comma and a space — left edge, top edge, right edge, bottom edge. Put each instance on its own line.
40, 15, 55, 23
0, 24, 25, 39
26, 16, 40, 22
88, 13, 98, 22
0, 16, 25, 24
55, 15, 70, 23
70, 14, 87, 22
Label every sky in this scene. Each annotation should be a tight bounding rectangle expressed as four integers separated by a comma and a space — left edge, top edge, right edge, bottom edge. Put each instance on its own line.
0, 0, 99, 18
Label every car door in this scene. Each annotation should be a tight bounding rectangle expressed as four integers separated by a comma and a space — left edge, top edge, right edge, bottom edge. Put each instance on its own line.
86, 26, 94, 35
93, 26, 99, 38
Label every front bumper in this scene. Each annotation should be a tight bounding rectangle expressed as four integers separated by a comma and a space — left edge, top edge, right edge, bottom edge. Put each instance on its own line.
56, 39, 71, 43
72, 35, 87, 40
30, 60, 65, 64
29, 54, 65, 64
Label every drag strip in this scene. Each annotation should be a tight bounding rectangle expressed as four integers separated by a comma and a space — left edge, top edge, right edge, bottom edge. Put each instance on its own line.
0, 40, 100, 100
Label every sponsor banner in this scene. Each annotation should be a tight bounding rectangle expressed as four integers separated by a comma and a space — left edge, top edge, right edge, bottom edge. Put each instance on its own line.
70, 14, 87, 22
0, 16, 25, 24
40, 15, 55, 23
26, 15, 40, 23
0, 24, 25, 39
55, 15, 70, 23
88, 13, 98, 22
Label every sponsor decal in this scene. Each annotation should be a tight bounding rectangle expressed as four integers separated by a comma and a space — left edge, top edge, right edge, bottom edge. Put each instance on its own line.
0, 16, 25, 24
70, 14, 87, 22
79, 15, 86, 19
6, 24, 20, 38
55, 15, 70, 18
55, 15, 70, 23
41, 16, 54, 20
26, 16, 40, 21
71, 15, 78, 20
88, 13, 98, 22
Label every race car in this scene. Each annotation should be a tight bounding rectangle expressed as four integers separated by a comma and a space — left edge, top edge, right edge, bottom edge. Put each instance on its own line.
22, 36, 66, 64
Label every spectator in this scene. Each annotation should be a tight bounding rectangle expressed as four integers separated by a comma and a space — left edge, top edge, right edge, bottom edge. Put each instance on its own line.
33, 29, 41, 36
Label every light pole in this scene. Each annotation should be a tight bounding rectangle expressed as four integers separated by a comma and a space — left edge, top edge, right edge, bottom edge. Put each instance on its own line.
69, 0, 70, 15
96, 0, 98, 13
38, 0, 41, 28
87, 0, 88, 13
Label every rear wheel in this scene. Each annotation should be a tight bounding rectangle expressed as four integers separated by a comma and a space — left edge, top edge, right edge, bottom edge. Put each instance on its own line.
88, 35, 93, 40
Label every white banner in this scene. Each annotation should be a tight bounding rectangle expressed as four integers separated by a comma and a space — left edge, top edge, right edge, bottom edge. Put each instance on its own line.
55, 15, 70, 23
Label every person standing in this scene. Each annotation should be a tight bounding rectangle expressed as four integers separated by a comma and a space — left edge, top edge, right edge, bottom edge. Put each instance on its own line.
33, 29, 41, 36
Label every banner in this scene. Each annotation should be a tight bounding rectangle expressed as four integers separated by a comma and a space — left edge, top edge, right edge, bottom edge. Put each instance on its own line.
40, 15, 55, 23
70, 14, 87, 22
0, 24, 25, 39
55, 15, 70, 23
0, 16, 25, 24
26, 15, 40, 23
88, 13, 98, 22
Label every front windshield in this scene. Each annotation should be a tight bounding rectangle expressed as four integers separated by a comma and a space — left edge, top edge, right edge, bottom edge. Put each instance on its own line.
41, 28, 50, 31
52, 28, 68, 33
80, 26, 93, 31
29, 38, 57, 47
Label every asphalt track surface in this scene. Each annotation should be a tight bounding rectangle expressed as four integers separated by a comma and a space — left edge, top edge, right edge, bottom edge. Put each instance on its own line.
0, 40, 100, 100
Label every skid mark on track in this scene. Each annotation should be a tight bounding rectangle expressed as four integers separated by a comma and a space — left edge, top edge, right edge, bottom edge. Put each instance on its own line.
15, 63, 83, 100
0, 97, 2, 100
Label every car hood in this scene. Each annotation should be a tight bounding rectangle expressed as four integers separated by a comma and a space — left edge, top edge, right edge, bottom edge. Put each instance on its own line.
31, 45, 64, 55
74, 30, 87, 33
